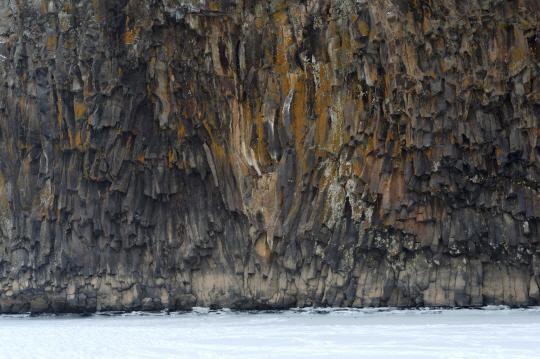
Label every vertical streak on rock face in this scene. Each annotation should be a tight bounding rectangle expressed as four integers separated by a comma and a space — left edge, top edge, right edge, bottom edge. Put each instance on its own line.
0, 0, 540, 313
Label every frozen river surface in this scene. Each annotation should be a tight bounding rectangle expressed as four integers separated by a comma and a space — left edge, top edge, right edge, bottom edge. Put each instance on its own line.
1, 307, 540, 359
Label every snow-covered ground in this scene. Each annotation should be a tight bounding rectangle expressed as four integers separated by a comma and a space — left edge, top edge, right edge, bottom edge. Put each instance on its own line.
1, 307, 540, 359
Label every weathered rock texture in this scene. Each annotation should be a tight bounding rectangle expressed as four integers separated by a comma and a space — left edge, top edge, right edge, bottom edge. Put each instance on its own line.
1, 0, 540, 313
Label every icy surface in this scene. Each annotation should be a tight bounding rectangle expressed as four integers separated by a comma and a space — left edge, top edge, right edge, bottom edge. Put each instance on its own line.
1, 307, 540, 358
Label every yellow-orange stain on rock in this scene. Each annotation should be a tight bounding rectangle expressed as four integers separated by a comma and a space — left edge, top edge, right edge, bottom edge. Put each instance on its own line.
74, 102, 85, 121
47, 37, 56, 52
123, 17, 140, 45
74, 131, 82, 148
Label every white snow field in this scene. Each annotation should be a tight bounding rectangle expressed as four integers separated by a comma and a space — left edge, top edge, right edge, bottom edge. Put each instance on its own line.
1, 307, 540, 359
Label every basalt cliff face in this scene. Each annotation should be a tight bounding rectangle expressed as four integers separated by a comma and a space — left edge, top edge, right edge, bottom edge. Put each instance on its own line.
1, 0, 540, 313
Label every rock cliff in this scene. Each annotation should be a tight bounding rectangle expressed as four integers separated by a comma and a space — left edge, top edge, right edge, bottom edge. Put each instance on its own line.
1, 0, 540, 313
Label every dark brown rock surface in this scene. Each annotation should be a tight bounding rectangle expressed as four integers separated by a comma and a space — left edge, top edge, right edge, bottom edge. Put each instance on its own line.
1, 0, 540, 313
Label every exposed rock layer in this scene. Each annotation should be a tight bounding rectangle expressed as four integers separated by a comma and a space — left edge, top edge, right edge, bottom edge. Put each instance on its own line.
1, 0, 540, 313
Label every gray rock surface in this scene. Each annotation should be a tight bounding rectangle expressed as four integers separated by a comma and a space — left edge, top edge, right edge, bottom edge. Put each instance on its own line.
1, 0, 540, 313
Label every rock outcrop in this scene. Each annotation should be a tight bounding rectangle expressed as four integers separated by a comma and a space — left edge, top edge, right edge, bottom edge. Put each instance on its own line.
1, 0, 540, 313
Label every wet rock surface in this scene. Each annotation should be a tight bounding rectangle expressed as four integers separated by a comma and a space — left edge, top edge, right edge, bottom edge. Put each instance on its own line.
1, 0, 540, 313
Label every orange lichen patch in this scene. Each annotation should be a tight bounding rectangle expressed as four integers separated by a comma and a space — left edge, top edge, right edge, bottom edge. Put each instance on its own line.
290, 75, 311, 174
272, 14, 294, 80
59, 16, 70, 31
74, 102, 85, 121
83, 76, 94, 99
273, 10, 288, 26
175, 113, 187, 139
57, 97, 63, 128
74, 131, 82, 148
41, 1, 47, 13
209, 1, 219, 11
18, 141, 28, 152
47, 37, 56, 52
168, 148, 175, 168
509, 46, 525, 71
137, 155, 145, 164
495, 148, 505, 165
123, 18, 140, 45
210, 140, 227, 173
67, 128, 74, 148
93, 0, 101, 20
351, 157, 365, 178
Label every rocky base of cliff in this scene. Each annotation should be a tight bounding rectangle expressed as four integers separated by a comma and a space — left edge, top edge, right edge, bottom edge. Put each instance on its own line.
2, 249, 539, 314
